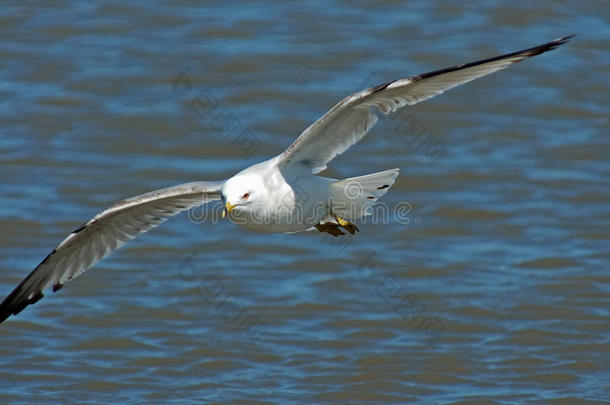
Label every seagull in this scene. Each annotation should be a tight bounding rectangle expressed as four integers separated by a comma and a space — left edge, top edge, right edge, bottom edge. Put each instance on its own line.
0, 36, 572, 323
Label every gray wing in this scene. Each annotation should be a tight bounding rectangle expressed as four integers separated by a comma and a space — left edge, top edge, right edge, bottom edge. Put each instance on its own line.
0, 180, 224, 322
279, 36, 572, 173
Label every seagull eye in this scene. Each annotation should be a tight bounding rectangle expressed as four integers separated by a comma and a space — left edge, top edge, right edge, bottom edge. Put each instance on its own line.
241, 192, 250, 200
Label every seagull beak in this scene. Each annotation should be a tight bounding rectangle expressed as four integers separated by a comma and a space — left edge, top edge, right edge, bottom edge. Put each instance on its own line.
222, 201, 236, 218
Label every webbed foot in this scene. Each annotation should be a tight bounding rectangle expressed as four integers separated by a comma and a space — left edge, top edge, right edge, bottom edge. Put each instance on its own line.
315, 222, 345, 237
315, 215, 360, 237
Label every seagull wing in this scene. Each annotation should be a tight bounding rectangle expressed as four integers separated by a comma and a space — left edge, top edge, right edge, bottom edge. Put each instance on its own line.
0, 181, 224, 322
279, 36, 572, 173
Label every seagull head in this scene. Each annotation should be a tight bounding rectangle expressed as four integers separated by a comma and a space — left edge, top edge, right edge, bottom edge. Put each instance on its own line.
221, 173, 263, 218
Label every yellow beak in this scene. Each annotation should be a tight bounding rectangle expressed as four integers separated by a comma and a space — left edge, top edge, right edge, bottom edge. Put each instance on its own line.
222, 201, 236, 218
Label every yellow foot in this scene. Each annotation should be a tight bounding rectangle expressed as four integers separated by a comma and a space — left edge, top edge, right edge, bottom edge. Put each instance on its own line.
315, 222, 345, 237
334, 215, 360, 235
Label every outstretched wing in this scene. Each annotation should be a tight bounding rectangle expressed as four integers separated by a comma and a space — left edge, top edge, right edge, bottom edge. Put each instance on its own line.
0, 181, 224, 323
279, 36, 572, 173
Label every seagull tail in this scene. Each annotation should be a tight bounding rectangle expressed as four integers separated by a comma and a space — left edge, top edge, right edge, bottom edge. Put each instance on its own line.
331, 168, 400, 220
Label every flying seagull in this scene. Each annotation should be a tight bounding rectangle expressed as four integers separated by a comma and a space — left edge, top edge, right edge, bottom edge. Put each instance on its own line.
0, 36, 572, 323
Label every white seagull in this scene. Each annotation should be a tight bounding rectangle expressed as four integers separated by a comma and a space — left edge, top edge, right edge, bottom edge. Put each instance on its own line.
0, 36, 572, 322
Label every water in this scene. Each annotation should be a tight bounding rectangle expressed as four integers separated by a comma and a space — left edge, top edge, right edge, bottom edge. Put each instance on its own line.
1, 1, 608, 403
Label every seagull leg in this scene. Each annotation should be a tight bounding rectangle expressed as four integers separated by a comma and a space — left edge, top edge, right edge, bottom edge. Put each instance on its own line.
333, 215, 360, 235
315, 222, 345, 237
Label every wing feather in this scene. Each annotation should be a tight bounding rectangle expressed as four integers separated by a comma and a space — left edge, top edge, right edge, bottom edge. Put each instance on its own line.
0, 180, 224, 322
280, 36, 572, 173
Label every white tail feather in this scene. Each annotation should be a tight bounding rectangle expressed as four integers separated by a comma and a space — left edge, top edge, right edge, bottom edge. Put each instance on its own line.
331, 168, 399, 220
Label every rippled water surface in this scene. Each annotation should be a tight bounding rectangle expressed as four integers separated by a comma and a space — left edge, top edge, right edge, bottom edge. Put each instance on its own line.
1, 1, 608, 404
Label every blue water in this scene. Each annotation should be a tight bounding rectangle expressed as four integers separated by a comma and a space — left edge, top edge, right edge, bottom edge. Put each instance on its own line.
0, 1, 608, 404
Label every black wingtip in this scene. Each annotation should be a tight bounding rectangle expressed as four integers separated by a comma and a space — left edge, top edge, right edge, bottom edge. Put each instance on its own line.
0, 309, 10, 324
408, 35, 574, 84
0, 289, 43, 324
0, 248, 62, 324
556, 34, 575, 44
0, 290, 47, 324
522, 35, 574, 57
0, 292, 20, 324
